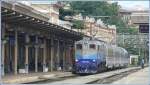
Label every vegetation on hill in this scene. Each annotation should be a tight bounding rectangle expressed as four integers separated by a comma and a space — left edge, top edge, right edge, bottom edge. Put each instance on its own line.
59, 1, 138, 34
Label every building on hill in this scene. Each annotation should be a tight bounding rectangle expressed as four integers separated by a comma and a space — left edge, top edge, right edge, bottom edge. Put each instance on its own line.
30, 2, 62, 25
119, 8, 149, 26
72, 16, 117, 44
119, 9, 132, 25
19, 1, 74, 30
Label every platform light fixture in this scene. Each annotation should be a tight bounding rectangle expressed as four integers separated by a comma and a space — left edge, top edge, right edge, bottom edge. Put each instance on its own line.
32, 18, 35, 21
19, 14, 23, 17
25, 16, 29, 19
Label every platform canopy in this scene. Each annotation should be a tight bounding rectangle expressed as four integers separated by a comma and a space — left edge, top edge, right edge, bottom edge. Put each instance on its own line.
1, 1, 85, 41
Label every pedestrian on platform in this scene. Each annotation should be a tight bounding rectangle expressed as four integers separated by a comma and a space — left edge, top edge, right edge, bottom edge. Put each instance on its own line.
141, 58, 144, 69
59, 59, 63, 71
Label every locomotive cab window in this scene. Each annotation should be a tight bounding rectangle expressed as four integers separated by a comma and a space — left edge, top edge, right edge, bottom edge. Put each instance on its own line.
97, 45, 100, 51
76, 44, 82, 49
89, 44, 96, 49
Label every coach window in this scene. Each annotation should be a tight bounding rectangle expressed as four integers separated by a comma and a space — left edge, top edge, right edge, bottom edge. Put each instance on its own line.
89, 44, 96, 49
76, 44, 82, 50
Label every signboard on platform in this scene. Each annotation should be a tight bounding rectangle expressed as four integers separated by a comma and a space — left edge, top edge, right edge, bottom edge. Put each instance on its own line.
139, 24, 149, 33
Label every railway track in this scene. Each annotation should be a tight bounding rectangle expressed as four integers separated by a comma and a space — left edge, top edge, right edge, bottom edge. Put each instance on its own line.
27, 67, 140, 84
27, 69, 117, 84
25, 74, 79, 84
87, 68, 139, 84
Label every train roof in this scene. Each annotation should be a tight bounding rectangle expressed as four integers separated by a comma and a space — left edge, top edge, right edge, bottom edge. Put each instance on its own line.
75, 39, 128, 53
75, 39, 105, 45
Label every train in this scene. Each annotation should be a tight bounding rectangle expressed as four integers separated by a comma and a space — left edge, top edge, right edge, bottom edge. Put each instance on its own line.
73, 39, 129, 74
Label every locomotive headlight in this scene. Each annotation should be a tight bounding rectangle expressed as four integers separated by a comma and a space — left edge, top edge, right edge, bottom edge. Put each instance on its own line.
75, 59, 78, 62
93, 59, 96, 62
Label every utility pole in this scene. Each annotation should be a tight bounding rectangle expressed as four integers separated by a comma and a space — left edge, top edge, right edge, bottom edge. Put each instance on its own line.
90, 22, 95, 37
138, 25, 141, 60
123, 33, 125, 46
90, 22, 92, 36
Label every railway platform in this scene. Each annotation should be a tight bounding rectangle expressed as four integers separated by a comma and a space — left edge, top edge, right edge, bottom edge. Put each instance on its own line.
1, 71, 73, 84
112, 67, 149, 85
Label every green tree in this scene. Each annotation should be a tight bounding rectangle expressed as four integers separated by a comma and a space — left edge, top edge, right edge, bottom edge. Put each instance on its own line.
59, 8, 76, 20
60, 1, 138, 34
72, 20, 85, 32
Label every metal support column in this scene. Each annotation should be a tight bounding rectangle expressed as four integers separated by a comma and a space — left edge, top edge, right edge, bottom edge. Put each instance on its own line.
1, 24, 5, 76
43, 38, 46, 72
68, 46, 71, 70
63, 42, 66, 71
14, 30, 18, 74
35, 36, 38, 72
66, 45, 69, 71
25, 34, 29, 73
56, 40, 60, 70
50, 38, 54, 72
1, 41, 5, 76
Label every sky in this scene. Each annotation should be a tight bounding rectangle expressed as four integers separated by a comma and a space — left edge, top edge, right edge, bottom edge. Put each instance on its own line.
20, 0, 149, 10
115, 1, 149, 10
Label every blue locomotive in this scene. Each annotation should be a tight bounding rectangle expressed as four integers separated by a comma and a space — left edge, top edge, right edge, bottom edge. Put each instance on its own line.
73, 39, 129, 74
